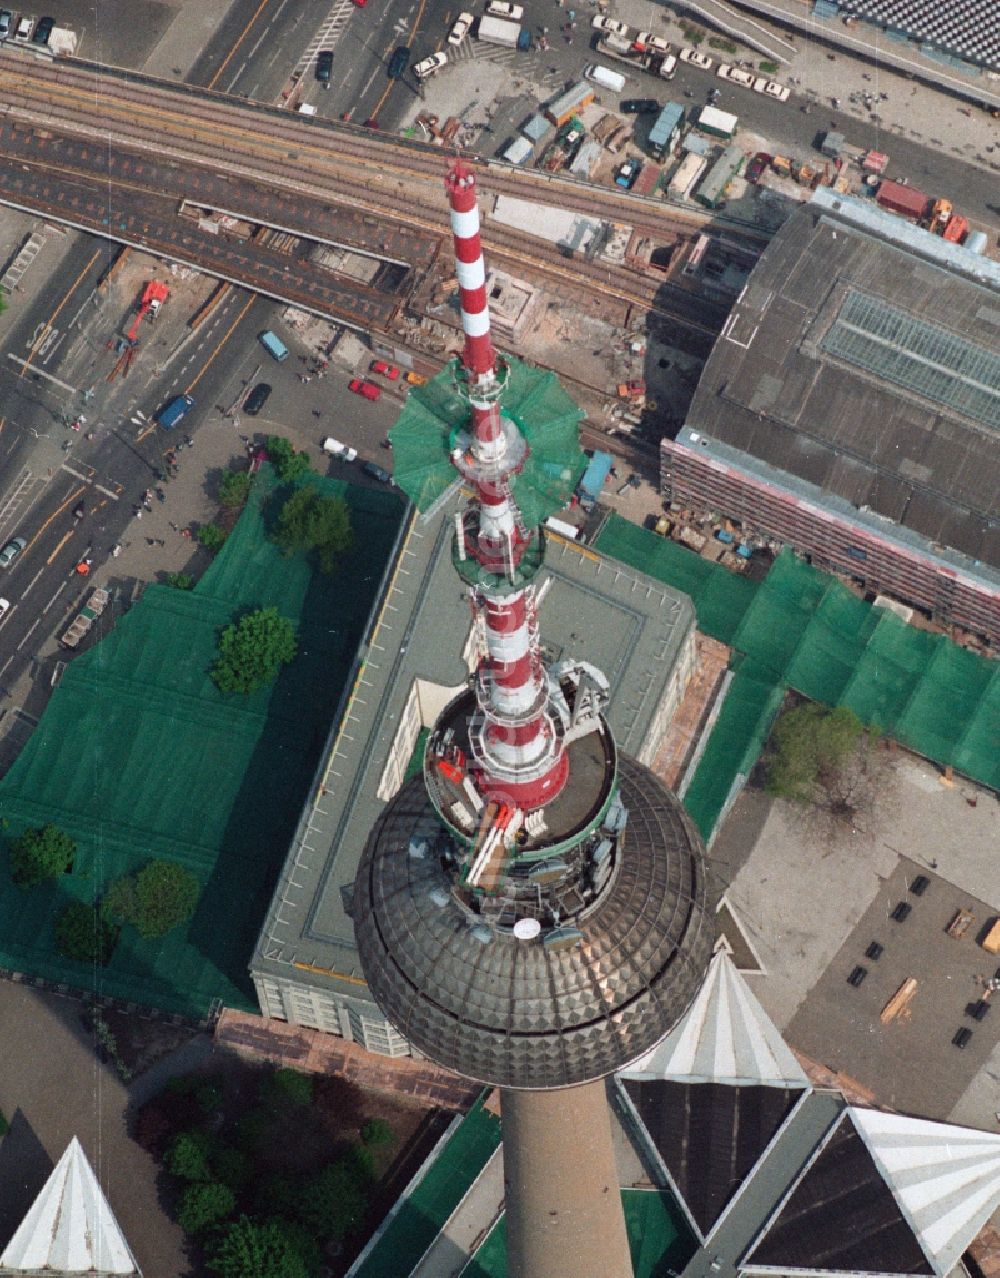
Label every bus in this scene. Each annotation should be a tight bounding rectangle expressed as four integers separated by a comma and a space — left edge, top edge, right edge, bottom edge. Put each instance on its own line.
259, 330, 289, 361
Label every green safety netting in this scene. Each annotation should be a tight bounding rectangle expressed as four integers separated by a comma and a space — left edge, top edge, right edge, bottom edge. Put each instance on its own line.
593, 516, 1000, 838
0, 468, 406, 1017
463, 1188, 696, 1278
354, 1092, 501, 1278
390, 358, 586, 528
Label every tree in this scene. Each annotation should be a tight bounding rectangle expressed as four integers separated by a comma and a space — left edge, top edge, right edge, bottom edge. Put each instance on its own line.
104, 860, 200, 939
219, 471, 253, 510
765, 703, 885, 831
177, 1181, 235, 1235
265, 436, 312, 484
166, 1130, 213, 1182
165, 572, 194, 590
9, 823, 75, 887
296, 1153, 370, 1239
54, 902, 117, 965
260, 1067, 313, 1109
198, 523, 227, 553
212, 1146, 251, 1193
272, 486, 353, 573
207, 1217, 309, 1278
211, 607, 297, 695
361, 1117, 394, 1147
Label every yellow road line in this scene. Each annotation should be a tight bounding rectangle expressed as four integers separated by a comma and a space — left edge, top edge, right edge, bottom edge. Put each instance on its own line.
46, 529, 74, 565
28, 486, 85, 555
185, 292, 257, 394
20, 249, 101, 379
206, 0, 275, 91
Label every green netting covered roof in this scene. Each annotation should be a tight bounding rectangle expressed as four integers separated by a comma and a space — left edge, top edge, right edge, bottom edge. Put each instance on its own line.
0, 468, 406, 1017
389, 358, 586, 527
594, 516, 1000, 839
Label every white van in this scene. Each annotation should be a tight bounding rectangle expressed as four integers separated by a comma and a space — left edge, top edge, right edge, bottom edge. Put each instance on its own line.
584, 64, 625, 94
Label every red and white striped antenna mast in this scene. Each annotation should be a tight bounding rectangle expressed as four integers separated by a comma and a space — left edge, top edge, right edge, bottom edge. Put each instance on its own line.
443, 158, 568, 812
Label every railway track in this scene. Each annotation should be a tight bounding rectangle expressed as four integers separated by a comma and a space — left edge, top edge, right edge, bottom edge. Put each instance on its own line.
0, 52, 728, 336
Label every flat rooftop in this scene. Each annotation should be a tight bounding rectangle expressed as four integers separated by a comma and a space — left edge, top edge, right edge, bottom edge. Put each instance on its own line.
252, 500, 695, 1002
683, 197, 1000, 572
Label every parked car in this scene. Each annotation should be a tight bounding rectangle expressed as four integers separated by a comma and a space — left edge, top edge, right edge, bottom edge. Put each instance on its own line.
0, 11, 14, 38
0, 598, 10, 619
754, 76, 790, 101
349, 377, 381, 401
361, 461, 392, 484
621, 98, 659, 114
370, 359, 400, 381
414, 51, 448, 80
717, 63, 755, 88
14, 14, 33, 39
322, 438, 359, 461
745, 152, 771, 182
244, 383, 272, 416
487, 0, 523, 18
592, 14, 628, 35
316, 50, 334, 85
679, 46, 712, 69
387, 46, 410, 78
633, 31, 669, 53
0, 536, 26, 568
615, 159, 641, 189
31, 13, 52, 43
449, 11, 473, 43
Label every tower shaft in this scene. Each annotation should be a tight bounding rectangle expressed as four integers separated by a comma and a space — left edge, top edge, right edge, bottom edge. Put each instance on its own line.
445, 159, 567, 810
501, 1082, 632, 1278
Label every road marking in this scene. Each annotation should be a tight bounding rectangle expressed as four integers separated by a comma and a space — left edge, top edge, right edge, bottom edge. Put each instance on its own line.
46, 529, 74, 566
25, 486, 86, 561
6, 354, 77, 394
41, 580, 68, 615
207, 0, 276, 91
20, 248, 101, 380
16, 617, 40, 650
184, 293, 257, 395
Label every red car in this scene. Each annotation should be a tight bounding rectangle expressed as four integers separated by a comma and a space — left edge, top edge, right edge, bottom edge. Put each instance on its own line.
746, 152, 771, 183
370, 359, 401, 381
352, 0, 367, 6
349, 378, 381, 402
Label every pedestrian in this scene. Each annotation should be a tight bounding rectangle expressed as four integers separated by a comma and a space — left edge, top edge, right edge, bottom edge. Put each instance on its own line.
135, 508, 143, 520
181, 528, 192, 539
169, 521, 178, 532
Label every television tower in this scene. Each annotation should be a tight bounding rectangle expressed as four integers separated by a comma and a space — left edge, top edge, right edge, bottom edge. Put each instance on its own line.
354, 159, 714, 1278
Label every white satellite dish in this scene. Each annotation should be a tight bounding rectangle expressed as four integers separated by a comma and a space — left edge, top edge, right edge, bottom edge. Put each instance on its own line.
513, 918, 541, 941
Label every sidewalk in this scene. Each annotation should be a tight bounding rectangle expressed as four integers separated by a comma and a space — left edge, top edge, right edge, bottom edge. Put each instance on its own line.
611, 0, 1000, 167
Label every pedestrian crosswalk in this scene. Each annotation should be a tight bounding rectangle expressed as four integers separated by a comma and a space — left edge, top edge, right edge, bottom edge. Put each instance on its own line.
292, 0, 357, 80
446, 37, 544, 68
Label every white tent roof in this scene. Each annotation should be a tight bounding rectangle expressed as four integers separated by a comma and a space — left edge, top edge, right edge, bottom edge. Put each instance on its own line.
621, 948, 810, 1087
851, 1107, 1000, 1277
0, 1137, 141, 1276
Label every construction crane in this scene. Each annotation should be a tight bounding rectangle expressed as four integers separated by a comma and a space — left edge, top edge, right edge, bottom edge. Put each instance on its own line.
107, 281, 169, 382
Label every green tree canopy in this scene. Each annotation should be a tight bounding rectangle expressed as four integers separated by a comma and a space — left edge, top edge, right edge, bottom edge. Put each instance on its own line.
207, 1216, 310, 1278
766, 703, 865, 805
54, 902, 117, 965
104, 860, 200, 939
260, 1067, 313, 1109
219, 471, 253, 510
211, 607, 297, 695
165, 572, 194, 591
272, 486, 353, 574
265, 436, 312, 484
296, 1151, 370, 1240
166, 1130, 214, 1182
198, 523, 227, 553
9, 823, 75, 888
177, 1181, 235, 1235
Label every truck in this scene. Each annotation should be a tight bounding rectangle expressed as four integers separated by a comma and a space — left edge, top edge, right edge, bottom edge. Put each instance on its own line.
158, 394, 195, 431
668, 152, 707, 199
576, 450, 614, 511
477, 15, 530, 49
596, 35, 637, 64
876, 179, 928, 221
691, 105, 737, 139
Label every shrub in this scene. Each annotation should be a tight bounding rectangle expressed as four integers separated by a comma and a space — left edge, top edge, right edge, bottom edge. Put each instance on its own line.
261, 1067, 313, 1109
759, 59, 780, 73
360, 1117, 394, 1147
708, 36, 738, 53
177, 1180, 235, 1235
165, 572, 194, 590
166, 1130, 214, 1182
197, 523, 227, 553
207, 1216, 310, 1278
272, 486, 353, 573
54, 902, 117, 965
9, 823, 75, 887
211, 608, 297, 696
104, 860, 199, 939
219, 471, 253, 510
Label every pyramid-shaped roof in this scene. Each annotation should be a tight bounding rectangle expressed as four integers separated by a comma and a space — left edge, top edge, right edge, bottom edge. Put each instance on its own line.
622, 948, 809, 1088
851, 1106, 1000, 1277
0, 1137, 141, 1276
